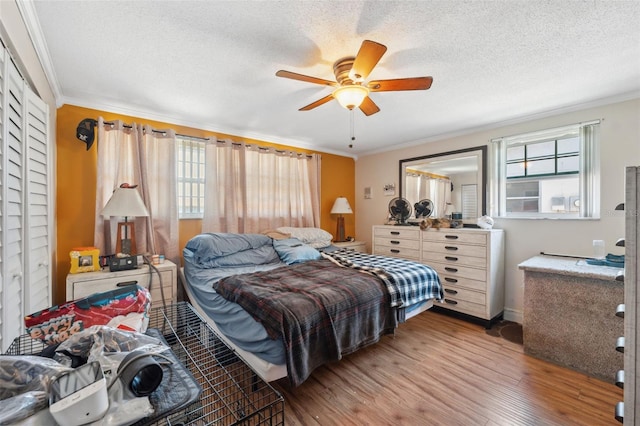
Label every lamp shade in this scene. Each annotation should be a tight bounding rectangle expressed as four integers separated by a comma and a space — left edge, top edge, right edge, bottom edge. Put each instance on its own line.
332, 85, 369, 110
101, 187, 150, 218
331, 197, 353, 215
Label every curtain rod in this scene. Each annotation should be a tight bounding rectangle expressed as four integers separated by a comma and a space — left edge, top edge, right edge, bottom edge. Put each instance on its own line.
100, 120, 314, 158
102, 120, 211, 142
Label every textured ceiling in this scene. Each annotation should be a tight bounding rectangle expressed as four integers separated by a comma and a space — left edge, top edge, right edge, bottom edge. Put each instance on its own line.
27, 0, 640, 157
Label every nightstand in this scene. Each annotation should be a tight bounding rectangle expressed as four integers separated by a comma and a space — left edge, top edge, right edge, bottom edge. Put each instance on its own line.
66, 260, 177, 308
333, 240, 367, 253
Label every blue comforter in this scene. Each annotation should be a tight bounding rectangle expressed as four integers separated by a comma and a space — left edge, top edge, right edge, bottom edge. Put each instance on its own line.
183, 233, 287, 364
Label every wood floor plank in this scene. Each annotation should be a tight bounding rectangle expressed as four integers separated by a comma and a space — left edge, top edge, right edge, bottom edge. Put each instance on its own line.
273, 310, 622, 426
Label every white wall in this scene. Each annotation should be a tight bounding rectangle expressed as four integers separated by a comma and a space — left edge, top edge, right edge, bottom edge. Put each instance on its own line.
356, 98, 640, 323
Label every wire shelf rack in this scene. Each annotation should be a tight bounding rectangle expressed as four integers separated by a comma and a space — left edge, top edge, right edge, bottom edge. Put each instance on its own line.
6, 302, 285, 425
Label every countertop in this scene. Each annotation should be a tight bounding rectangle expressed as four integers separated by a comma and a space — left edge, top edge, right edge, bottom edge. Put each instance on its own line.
518, 255, 623, 281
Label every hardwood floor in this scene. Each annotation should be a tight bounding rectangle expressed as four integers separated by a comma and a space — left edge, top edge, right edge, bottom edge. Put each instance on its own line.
272, 310, 623, 426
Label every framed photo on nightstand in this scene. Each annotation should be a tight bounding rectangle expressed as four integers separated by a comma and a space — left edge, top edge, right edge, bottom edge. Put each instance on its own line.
69, 247, 100, 273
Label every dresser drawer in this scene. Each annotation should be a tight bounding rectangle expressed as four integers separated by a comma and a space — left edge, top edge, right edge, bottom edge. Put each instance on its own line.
422, 230, 487, 246
70, 273, 151, 299
374, 245, 421, 260
423, 242, 486, 259
442, 285, 486, 305
422, 250, 487, 268
67, 261, 177, 309
430, 262, 487, 282
437, 271, 487, 292
439, 297, 487, 318
374, 226, 420, 240
375, 237, 421, 250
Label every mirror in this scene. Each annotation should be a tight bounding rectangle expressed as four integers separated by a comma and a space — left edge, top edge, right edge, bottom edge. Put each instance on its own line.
399, 145, 487, 223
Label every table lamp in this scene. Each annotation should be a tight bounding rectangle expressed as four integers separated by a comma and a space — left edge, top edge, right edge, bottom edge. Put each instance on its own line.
101, 186, 149, 255
331, 197, 353, 242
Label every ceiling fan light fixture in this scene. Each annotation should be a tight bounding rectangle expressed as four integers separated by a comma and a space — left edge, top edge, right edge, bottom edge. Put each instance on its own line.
333, 85, 369, 110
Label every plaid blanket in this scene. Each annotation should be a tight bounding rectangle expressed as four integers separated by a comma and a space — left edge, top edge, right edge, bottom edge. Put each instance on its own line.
322, 249, 443, 308
213, 259, 397, 387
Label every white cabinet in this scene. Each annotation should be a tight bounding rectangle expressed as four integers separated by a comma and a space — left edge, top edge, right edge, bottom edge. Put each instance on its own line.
372, 225, 505, 326
66, 260, 177, 309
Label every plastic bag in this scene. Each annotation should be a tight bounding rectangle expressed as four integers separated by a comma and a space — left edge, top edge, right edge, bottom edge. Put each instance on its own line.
88, 378, 154, 426
0, 356, 71, 400
56, 325, 170, 425
0, 391, 48, 424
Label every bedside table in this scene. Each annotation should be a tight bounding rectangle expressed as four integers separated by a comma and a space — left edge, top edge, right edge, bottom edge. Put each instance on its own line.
333, 240, 367, 253
66, 260, 177, 308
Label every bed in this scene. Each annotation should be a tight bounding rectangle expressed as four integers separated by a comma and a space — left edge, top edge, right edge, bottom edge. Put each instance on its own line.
181, 231, 443, 386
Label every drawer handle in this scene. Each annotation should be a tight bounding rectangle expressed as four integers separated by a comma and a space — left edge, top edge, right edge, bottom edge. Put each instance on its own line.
444, 289, 458, 295
390, 240, 400, 245
445, 246, 458, 251
445, 256, 458, 261
445, 235, 458, 240
445, 267, 458, 273
445, 277, 458, 283
444, 298, 458, 305
116, 280, 139, 287
390, 231, 400, 235
390, 249, 400, 253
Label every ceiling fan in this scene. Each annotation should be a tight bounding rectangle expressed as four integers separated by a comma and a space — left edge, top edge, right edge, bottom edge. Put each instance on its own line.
276, 40, 433, 116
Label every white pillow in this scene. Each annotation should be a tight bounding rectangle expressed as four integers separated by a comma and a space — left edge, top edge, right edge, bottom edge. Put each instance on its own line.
276, 227, 333, 248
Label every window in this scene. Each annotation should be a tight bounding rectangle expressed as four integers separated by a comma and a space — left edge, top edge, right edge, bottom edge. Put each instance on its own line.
177, 137, 206, 218
491, 121, 600, 218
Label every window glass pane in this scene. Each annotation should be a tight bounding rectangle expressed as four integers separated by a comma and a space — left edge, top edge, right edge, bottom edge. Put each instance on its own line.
557, 137, 579, 154
538, 176, 579, 214
506, 180, 539, 198
526, 141, 555, 158
506, 162, 525, 178
557, 155, 579, 173
507, 145, 524, 161
506, 198, 539, 212
527, 158, 555, 175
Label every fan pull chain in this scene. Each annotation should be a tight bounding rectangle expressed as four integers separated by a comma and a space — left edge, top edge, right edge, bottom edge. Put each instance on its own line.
348, 110, 355, 148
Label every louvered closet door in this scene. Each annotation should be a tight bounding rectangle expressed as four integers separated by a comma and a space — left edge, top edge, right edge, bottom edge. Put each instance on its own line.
0, 52, 26, 351
24, 90, 50, 315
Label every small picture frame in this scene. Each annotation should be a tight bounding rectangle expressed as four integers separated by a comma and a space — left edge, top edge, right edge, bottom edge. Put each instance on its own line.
383, 183, 396, 196
70, 247, 100, 273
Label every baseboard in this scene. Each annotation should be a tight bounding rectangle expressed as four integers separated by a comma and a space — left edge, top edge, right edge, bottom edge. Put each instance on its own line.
504, 307, 523, 324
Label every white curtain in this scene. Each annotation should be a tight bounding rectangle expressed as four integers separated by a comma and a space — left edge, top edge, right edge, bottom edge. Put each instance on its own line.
202, 140, 321, 233
138, 125, 179, 263
94, 118, 178, 263
405, 173, 451, 217
94, 119, 143, 255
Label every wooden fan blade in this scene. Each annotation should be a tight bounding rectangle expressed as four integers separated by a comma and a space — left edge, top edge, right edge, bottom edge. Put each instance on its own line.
349, 40, 387, 82
276, 70, 337, 87
368, 76, 433, 92
359, 96, 380, 116
299, 94, 335, 111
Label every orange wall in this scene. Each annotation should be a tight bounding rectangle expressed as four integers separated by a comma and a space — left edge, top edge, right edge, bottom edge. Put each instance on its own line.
56, 104, 355, 305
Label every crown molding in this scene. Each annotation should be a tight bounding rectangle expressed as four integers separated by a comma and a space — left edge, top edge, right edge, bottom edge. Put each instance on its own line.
17, 0, 63, 106
358, 90, 640, 157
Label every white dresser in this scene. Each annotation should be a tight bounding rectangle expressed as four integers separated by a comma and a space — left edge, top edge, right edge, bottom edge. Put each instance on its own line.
373, 225, 505, 326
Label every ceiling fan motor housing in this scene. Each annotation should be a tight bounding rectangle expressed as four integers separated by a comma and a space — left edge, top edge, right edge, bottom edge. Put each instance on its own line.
333, 57, 357, 85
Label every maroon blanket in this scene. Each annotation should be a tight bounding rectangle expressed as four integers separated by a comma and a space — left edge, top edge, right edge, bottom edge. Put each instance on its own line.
213, 259, 397, 386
